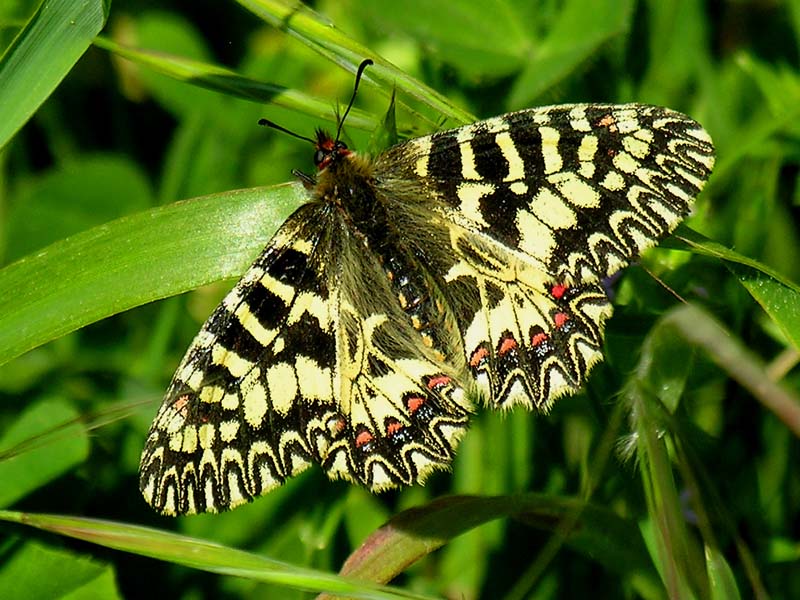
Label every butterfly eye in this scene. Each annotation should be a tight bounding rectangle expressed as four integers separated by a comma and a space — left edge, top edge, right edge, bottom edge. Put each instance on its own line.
313, 149, 327, 166
335, 141, 348, 151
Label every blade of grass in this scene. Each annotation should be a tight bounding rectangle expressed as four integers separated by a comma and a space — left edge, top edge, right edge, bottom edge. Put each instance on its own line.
628, 383, 705, 599
0, 183, 307, 367
706, 544, 742, 600
0, 0, 108, 150
0, 510, 433, 600
330, 494, 660, 595
676, 226, 800, 350
661, 303, 800, 437
235, 0, 475, 128
93, 36, 378, 132
509, 0, 634, 107
0, 399, 88, 508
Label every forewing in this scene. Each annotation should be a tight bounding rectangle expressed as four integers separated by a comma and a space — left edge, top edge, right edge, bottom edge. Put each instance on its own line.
378, 103, 715, 283
140, 203, 339, 514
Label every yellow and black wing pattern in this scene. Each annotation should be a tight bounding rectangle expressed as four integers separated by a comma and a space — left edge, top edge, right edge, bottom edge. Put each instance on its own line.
140, 103, 714, 514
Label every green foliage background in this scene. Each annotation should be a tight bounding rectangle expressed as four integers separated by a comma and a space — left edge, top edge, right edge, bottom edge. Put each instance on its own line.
1, 0, 799, 598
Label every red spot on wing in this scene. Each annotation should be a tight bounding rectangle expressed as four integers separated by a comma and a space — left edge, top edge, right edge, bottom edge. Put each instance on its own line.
498, 336, 518, 356
355, 430, 374, 448
426, 375, 452, 390
551, 284, 568, 299
531, 332, 549, 346
554, 312, 570, 328
172, 394, 193, 419
407, 396, 425, 413
598, 114, 618, 132
386, 420, 404, 436
469, 346, 490, 368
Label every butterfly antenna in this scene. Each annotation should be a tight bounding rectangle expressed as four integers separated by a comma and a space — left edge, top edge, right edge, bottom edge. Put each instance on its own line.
335, 58, 373, 142
258, 118, 316, 145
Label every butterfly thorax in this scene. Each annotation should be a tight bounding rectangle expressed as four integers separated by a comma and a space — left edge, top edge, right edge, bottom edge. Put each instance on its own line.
312, 138, 463, 367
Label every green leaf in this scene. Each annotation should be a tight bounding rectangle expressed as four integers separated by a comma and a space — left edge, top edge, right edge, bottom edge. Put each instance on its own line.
0, 510, 434, 600
0, 540, 120, 600
660, 303, 800, 438
129, 10, 218, 116
637, 1, 711, 105
359, 0, 531, 78
0, 184, 306, 366
628, 380, 707, 600
706, 544, 741, 600
0, 0, 109, 150
235, 0, 475, 128
676, 227, 800, 350
0, 398, 89, 508
335, 494, 660, 592
93, 36, 379, 132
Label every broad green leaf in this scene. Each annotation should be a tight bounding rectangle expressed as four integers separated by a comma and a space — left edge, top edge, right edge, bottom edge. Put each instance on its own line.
0, 184, 306, 367
0, 510, 433, 600
0, 398, 89, 508
0, 0, 108, 150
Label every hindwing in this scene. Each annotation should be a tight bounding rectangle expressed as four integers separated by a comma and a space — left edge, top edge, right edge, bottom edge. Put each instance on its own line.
376, 103, 714, 408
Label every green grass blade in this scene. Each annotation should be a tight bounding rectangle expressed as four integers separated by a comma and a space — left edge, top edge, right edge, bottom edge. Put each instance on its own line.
0, 184, 307, 366
0, 0, 108, 150
508, 0, 634, 106
334, 494, 660, 593
706, 544, 742, 600
661, 304, 800, 438
235, 0, 475, 128
92, 36, 378, 132
0, 510, 433, 600
676, 226, 800, 350
628, 381, 706, 599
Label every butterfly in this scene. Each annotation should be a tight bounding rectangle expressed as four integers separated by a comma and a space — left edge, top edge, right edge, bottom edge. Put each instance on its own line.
140, 61, 715, 515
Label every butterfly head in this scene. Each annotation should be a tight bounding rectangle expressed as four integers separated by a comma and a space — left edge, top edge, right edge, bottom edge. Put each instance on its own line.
314, 129, 351, 171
